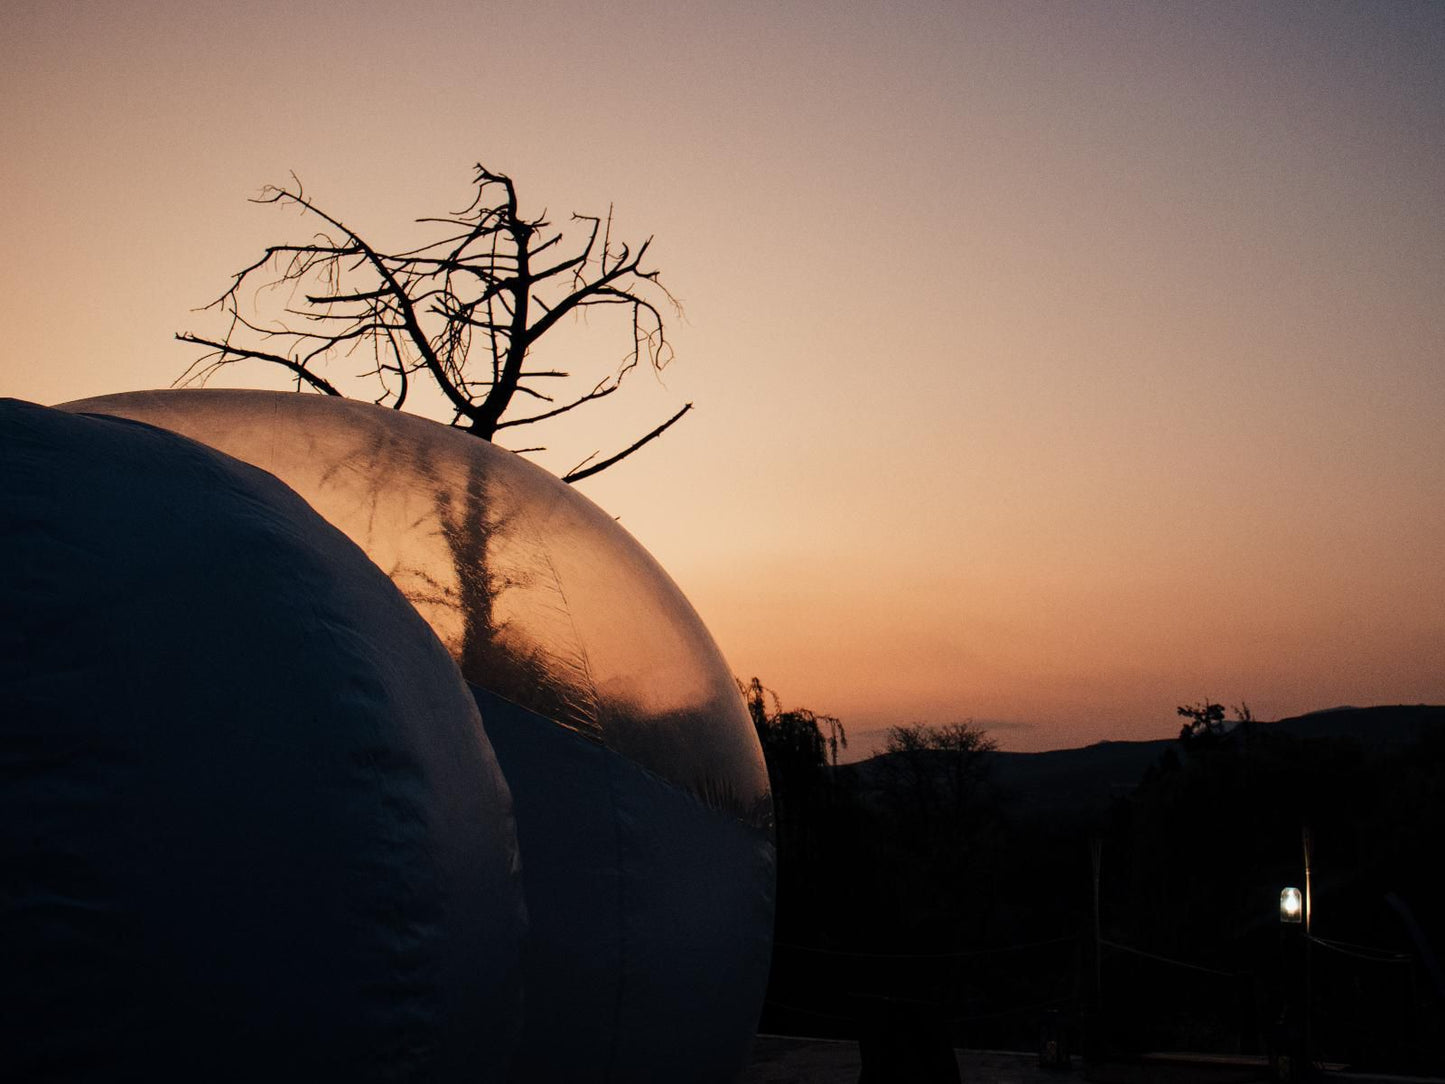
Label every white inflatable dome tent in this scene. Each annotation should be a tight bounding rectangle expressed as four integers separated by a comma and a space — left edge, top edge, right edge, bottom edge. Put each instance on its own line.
57, 389, 776, 1082
0, 399, 527, 1081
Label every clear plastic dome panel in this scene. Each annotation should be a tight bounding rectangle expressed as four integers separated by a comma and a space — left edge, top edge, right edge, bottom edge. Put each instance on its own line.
63, 390, 770, 826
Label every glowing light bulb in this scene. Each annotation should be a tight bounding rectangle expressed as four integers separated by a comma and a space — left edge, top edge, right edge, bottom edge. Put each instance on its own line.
1280, 886, 1303, 923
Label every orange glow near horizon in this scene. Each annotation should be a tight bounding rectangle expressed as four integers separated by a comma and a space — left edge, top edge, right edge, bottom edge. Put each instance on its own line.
3, 2, 1442, 752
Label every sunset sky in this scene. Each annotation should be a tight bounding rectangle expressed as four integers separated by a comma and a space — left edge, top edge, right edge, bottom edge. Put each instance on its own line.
4, 1, 1441, 753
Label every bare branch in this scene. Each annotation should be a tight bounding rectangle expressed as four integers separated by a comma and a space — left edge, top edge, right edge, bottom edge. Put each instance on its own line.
175, 333, 344, 397
256, 184, 478, 423
178, 161, 690, 477
494, 380, 619, 429
562, 403, 693, 483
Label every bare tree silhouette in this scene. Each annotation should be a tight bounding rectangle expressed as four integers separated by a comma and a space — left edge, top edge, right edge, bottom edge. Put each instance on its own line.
178, 163, 688, 482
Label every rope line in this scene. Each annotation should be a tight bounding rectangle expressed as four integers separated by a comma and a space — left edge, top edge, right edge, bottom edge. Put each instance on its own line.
774, 934, 1076, 961
947, 993, 1076, 1023
765, 993, 1076, 1026
1100, 938, 1246, 978
1309, 935, 1411, 963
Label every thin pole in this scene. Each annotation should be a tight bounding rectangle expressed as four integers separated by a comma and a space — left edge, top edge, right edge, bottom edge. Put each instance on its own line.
1091, 836, 1103, 1012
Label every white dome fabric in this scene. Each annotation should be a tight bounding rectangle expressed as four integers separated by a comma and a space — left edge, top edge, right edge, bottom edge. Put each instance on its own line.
61, 389, 776, 1083
0, 400, 526, 1082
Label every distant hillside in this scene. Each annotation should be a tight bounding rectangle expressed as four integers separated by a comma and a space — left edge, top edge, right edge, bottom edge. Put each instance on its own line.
1270, 703, 1445, 751
841, 704, 1444, 824
987, 738, 1173, 821
841, 735, 1174, 824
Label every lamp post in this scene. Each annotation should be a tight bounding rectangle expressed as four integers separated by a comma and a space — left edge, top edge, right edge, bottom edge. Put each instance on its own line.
1275, 825, 1316, 1081
1276, 886, 1305, 1081
1302, 828, 1314, 1075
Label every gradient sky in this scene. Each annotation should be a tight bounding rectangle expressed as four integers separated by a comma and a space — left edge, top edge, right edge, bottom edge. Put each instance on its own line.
4, 1, 1441, 753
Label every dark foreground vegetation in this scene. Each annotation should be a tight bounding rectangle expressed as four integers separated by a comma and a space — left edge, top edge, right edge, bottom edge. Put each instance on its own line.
747, 687, 1445, 1076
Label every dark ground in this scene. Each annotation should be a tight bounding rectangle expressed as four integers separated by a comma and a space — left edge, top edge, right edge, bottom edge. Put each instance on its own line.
741, 1036, 1445, 1084
742, 1035, 1067, 1083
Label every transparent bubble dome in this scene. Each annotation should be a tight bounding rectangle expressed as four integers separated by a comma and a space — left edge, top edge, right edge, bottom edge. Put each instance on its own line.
63, 390, 770, 828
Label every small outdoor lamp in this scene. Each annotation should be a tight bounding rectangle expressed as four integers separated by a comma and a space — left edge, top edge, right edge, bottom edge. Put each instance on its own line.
1280, 886, 1303, 924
